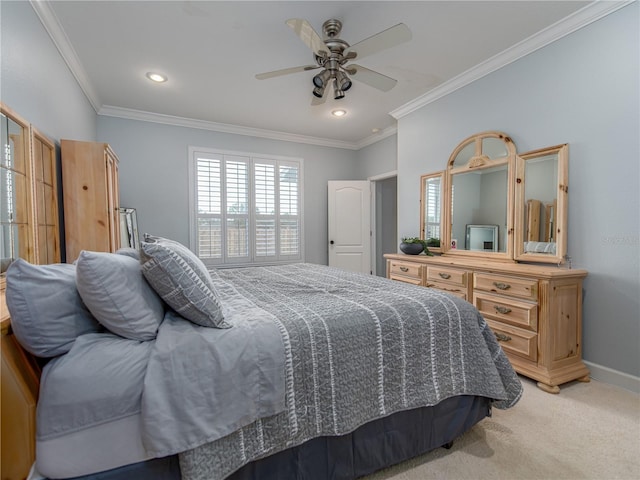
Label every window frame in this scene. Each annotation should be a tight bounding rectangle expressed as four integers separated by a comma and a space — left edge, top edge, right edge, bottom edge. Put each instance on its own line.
188, 146, 304, 267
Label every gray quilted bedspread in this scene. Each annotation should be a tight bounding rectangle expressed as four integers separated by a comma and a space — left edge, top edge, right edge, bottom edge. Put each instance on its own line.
178, 263, 523, 480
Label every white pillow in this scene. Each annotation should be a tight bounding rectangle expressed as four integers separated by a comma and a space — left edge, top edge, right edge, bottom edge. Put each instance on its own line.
75, 251, 164, 341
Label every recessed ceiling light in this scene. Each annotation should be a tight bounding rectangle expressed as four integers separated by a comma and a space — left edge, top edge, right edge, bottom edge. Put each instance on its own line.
146, 72, 168, 83
332, 109, 347, 117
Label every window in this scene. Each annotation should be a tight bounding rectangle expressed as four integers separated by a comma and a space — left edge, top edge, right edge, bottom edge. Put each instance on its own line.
189, 148, 303, 266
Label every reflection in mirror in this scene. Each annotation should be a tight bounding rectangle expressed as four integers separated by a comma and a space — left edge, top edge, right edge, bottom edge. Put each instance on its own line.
119, 207, 140, 249
466, 224, 498, 251
420, 172, 443, 251
524, 153, 557, 244
482, 137, 509, 160
452, 142, 476, 168
450, 164, 509, 253
1, 111, 30, 274
515, 145, 568, 263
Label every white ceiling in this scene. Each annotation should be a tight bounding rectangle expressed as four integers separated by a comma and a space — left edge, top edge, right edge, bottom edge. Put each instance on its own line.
38, 1, 609, 148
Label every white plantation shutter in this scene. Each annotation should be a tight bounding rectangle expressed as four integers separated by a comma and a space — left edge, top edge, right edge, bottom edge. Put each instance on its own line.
254, 161, 276, 259
279, 163, 300, 258
196, 157, 222, 259
225, 158, 249, 260
190, 149, 303, 266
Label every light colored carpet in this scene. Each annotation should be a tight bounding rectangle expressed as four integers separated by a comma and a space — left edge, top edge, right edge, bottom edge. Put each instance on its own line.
364, 376, 640, 480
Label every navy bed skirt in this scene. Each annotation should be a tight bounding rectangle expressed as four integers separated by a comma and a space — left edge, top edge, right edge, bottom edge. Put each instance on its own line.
57, 395, 491, 480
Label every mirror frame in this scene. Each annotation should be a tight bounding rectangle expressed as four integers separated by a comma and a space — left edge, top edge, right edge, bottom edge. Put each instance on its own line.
419, 171, 444, 253
442, 131, 516, 261
514, 144, 568, 264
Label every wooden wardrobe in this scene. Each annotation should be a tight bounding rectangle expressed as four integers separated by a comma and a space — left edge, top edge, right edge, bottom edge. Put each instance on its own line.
61, 140, 121, 263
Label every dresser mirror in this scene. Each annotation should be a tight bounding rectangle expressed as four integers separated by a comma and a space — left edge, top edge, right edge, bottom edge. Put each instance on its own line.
1, 107, 32, 275
514, 144, 568, 264
443, 131, 515, 260
419, 172, 443, 252
419, 131, 570, 264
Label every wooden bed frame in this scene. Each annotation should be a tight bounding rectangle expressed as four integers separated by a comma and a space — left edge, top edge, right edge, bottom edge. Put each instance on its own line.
1, 283, 41, 480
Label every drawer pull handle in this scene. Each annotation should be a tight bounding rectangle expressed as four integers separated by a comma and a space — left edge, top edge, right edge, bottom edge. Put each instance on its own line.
493, 282, 511, 290
400, 266, 409, 272
494, 306, 512, 315
438, 273, 451, 279
495, 332, 512, 342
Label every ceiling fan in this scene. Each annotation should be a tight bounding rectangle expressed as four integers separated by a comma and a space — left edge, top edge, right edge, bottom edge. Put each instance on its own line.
256, 18, 411, 104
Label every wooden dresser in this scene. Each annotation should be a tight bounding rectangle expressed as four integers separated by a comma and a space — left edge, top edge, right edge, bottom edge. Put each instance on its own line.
385, 253, 589, 393
61, 139, 121, 263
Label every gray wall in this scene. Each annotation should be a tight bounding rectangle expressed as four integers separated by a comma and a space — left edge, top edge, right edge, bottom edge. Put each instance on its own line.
397, 3, 639, 378
355, 135, 397, 178
97, 116, 359, 266
0, 1, 96, 142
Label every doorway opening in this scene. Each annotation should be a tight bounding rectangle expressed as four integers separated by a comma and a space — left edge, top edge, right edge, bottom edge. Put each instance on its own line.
371, 172, 397, 277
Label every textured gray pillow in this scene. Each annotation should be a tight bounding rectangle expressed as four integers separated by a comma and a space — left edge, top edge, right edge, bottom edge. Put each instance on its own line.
5, 259, 102, 357
75, 251, 164, 341
140, 235, 229, 328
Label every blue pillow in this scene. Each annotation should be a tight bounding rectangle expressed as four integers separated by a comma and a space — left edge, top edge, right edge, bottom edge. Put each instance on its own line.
5, 259, 102, 357
75, 251, 164, 341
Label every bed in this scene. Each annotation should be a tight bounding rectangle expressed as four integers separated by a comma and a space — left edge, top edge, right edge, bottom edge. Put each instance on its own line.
4, 236, 522, 480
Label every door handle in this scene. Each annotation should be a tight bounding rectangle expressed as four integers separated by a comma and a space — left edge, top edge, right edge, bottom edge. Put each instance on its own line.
330, 240, 334, 245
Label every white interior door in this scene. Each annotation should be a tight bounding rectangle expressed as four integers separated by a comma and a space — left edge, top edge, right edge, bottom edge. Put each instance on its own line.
328, 181, 371, 274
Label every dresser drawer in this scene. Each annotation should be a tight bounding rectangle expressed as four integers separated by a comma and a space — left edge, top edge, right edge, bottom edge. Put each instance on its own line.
487, 319, 538, 362
390, 274, 422, 286
474, 292, 538, 331
426, 266, 467, 287
426, 281, 467, 300
474, 273, 537, 300
389, 260, 423, 280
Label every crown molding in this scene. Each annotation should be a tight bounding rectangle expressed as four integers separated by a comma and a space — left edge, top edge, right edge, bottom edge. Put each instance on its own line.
355, 125, 397, 149
98, 105, 363, 150
30, 0, 101, 112
390, 0, 634, 119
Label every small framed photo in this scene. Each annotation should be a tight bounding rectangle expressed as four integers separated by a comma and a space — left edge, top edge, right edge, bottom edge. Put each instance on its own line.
451, 239, 458, 249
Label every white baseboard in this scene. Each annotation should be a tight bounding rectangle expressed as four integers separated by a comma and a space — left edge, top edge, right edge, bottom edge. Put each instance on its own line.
584, 361, 640, 393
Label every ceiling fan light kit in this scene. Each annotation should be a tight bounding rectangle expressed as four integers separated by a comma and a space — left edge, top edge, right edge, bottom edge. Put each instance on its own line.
256, 17, 411, 105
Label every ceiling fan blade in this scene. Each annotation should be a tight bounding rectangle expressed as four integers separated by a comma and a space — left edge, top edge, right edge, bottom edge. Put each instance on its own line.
286, 18, 329, 55
346, 65, 397, 92
255, 65, 319, 80
344, 23, 411, 60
